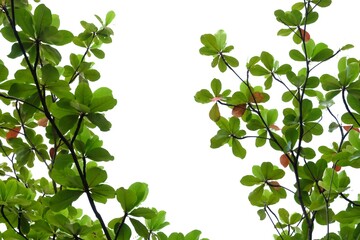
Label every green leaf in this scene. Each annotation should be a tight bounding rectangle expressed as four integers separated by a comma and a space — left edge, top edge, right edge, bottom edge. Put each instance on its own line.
15, 9, 35, 37
90, 48, 105, 59
9, 83, 37, 98
240, 175, 262, 186
80, 21, 98, 32
311, 48, 334, 62
320, 74, 341, 91
185, 230, 202, 240
214, 29, 227, 50
335, 206, 360, 224
257, 209, 266, 220
116, 187, 137, 212
34, 4, 52, 35
116, 223, 132, 240
50, 190, 83, 211
200, 34, 218, 52
86, 113, 112, 131
260, 51, 274, 70
231, 138, 246, 158
223, 55, 239, 68
86, 147, 114, 161
277, 28, 293, 36
130, 208, 156, 219
105, 10, 116, 26
47, 81, 72, 98
209, 103, 220, 122
75, 82, 93, 106
303, 11, 319, 25
311, 0, 332, 7
211, 78, 221, 96
84, 69, 101, 81
41, 64, 59, 84
218, 57, 227, 72
341, 44, 354, 51
42, 30, 74, 46
41, 44, 62, 65
248, 185, 264, 207
86, 167, 107, 187
300, 147, 316, 159
1, 26, 17, 42
289, 49, 306, 61
146, 210, 170, 231
130, 217, 149, 238
246, 56, 260, 69
279, 208, 290, 224
250, 65, 269, 76
0, 64, 9, 82
91, 184, 115, 203
210, 130, 230, 148
169, 233, 185, 240
194, 89, 213, 104
90, 87, 117, 112
128, 182, 149, 207
275, 64, 291, 75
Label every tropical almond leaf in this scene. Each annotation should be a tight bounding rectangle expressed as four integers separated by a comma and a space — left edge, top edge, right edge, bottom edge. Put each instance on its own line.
232, 104, 246, 117
6, 126, 21, 140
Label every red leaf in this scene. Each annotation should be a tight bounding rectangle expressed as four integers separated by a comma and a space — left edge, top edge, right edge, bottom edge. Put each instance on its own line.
232, 104, 247, 117
334, 165, 341, 172
343, 125, 360, 132
6, 126, 21, 140
49, 148, 55, 159
280, 153, 290, 168
299, 28, 310, 42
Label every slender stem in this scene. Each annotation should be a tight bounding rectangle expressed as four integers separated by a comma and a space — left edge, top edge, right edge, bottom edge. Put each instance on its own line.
264, 205, 285, 240
1, 205, 28, 239
309, 49, 341, 73
114, 213, 128, 240
69, 33, 96, 83
271, 73, 299, 101
342, 87, 360, 126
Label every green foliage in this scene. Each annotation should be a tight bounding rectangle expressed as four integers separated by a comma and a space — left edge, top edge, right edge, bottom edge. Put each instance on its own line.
0, 2, 206, 240
196, 0, 360, 239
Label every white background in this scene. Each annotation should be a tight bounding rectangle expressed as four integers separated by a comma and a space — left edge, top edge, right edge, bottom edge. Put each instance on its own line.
6, 1, 360, 239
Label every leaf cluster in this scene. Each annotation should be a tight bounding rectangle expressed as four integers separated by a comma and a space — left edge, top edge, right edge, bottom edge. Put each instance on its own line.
0, 2, 207, 240
196, 0, 360, 239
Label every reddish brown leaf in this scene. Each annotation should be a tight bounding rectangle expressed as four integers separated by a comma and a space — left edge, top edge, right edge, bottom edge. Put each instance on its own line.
268, 181, 281, 191
299, 28, 310, 42
270, 124, 281, 131
250, 92, 265, 103
334, 165, 341, 172
49, 148, 55, 159
6, 126, 21, 140
37, 117, 48, 127
280, 153, 290, 168
343, 125, 360, 132
232, 104, 247, 117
